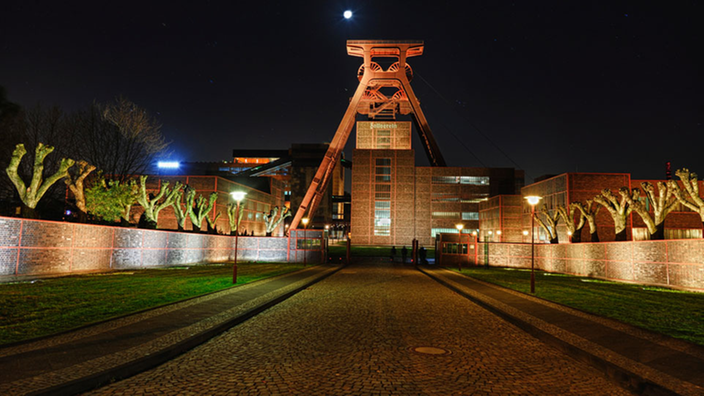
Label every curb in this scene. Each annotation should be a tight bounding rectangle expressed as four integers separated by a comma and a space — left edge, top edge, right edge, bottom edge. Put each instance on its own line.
417, 266, 678, 396
30, 265, 344, 396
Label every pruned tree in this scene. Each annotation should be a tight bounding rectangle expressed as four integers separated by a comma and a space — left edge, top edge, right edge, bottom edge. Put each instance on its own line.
170, 187, 192, 232
573, 199, 601, 242
136, 175, 181, 229
594, 188, 636, 241
85, 176, 138, 224
187, 191, 217, 232
264, 206, 291, 236
534, 205, 560, 244
556, 204, 585, 243
671, 168, 704, 236
5, 143, 75, 218
206, 210, 222, 234
64, 160, 96, 222
625, 181, 678, 240
227, 201, 246, 236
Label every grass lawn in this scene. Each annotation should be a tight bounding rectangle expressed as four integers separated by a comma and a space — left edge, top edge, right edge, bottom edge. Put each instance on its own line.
0, 262, 305, 345
451, 266, 704, 346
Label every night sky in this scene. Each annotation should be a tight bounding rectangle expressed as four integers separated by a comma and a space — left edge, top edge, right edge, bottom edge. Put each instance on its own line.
1, 1, 701, 183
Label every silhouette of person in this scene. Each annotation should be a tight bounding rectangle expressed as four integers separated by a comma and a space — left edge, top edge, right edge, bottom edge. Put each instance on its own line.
390, 246, 396, 262
419, 246, 427, 264
401, 246, 408, 264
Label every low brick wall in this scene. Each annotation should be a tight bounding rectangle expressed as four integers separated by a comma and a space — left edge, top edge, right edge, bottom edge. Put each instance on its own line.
0, 217, 324, 278
476, 240, 704, 291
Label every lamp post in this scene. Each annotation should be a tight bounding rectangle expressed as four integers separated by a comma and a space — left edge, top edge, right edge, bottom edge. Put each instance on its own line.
301, 217, 309, 266
472, 231, 478, 265
455, 223, 464, 272
230, 191, 247, 284
525, 195, 542, 293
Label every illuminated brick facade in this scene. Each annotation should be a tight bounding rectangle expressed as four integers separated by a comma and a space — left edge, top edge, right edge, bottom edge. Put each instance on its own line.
350, 122, 524, 247
480, 173, 704, 243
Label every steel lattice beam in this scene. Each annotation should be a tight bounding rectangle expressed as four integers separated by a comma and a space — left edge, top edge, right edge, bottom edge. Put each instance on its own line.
289, 40, 446, 232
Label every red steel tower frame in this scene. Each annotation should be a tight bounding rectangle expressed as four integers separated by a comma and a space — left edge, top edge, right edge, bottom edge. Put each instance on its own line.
289, 40, 446, 232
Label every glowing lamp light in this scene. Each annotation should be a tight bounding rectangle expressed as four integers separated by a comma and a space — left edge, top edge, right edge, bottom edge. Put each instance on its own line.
157, 161, 179, 169
343, 10, 353, 19
523, 230, 529, 236
302, 218, 309, 226
488, 231, 493, 235
455, 224, 464, 232
525, 195, 542, 206
230, 191, 247, 202
496, 230, 502, 235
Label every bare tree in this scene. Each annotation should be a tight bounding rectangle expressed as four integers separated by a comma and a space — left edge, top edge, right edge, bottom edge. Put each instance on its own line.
593, 188, 636, 241
5, 143, 74, 218
671, 168, 704, 236
227, 201, 246, 236
625, 182, 678, 240
205, 208, 222, 234
264, 206, 291, 236
187, 191, 217, 232
98, 97, 170, 180
556, 204, 585, 243
136, 176, 181, 229
170, 187, 192, 232
534, 205, 560, 244
573, 200, 601, 242
64, 160, 96, 222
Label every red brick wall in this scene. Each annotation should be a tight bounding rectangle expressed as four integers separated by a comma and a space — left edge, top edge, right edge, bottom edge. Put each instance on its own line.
0, 217, 324, 278
476, 240, 704, 291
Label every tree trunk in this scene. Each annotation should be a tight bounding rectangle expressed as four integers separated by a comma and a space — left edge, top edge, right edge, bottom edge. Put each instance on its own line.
138, 213, 157, 229
177, 224, 185, 232
549, 237, 558, 244
120, 218, 131, 227
571, 226, 583, 243
614, 229, 627, 241
590, 231, 599, 242
21, 205, 39, 219
77, 210, 88, 223
266, 232, 272, 237
207, 223, 217, 234
651, 224, 665, 240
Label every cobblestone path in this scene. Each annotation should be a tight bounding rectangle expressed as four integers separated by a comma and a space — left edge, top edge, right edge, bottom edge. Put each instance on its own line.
90, 261, 632, 395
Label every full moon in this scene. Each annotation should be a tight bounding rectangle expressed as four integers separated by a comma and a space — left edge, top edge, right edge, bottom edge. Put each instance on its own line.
343, 10, 353, 19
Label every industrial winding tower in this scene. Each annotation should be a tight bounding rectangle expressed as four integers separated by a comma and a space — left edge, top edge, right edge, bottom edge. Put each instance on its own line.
289, 40, 446, 231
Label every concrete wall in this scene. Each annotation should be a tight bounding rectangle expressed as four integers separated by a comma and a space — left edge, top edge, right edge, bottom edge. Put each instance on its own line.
0, 217, 324, 278
476, 240, 704, 291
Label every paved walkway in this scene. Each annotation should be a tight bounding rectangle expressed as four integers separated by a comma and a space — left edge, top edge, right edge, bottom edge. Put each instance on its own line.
0, 265, 341, 396
3, 260, 702, 395
89, 261, 634, 395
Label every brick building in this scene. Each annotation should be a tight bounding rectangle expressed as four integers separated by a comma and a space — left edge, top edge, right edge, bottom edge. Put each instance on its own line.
350, 121, 524, 247
479, 173, 704, 243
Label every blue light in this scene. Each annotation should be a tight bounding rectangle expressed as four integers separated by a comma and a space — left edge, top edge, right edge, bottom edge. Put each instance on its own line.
157, 161, 180, 169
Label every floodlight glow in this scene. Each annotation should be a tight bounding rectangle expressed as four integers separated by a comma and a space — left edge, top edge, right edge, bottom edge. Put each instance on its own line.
343, 10, 353, 19
157, 161, 180, 169
455, 224, 464, 232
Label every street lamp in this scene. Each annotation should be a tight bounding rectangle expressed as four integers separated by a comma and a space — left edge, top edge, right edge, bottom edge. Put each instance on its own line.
525, 195, 542, 293
301, 217, 309, 266
230, 191, 247, 284
455, 224, 464, 272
